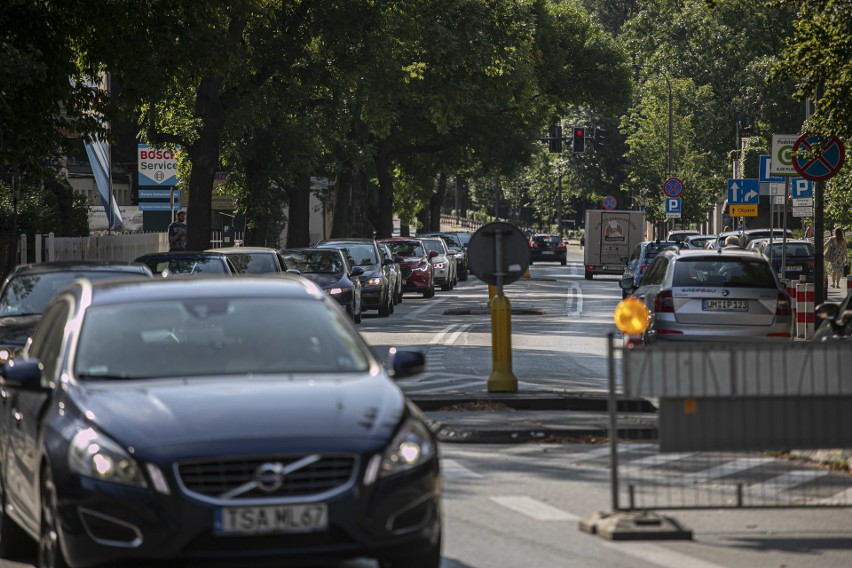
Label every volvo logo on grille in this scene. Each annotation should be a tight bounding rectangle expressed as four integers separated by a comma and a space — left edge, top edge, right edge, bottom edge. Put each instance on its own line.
255, 463, 286, 493
722, 289, 730, 297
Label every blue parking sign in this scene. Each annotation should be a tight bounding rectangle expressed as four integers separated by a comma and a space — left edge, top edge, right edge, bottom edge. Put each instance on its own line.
665, 198, 681, 214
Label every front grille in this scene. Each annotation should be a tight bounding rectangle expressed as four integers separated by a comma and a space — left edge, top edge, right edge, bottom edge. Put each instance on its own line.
176, 455, 357, 501
401, 268, 412, 279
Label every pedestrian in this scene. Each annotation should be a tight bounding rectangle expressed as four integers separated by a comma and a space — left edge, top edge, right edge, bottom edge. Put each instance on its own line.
823, 227, 848, 288
723, 235, 742, 248
168, 210, 188, 251
804, 225, 814, 239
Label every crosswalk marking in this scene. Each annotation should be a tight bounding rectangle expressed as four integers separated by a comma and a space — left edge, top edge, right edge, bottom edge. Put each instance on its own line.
745, 470, 827, 498
442, 459, 483, 479
682, 457, 774, 483
490, 496, 579, 521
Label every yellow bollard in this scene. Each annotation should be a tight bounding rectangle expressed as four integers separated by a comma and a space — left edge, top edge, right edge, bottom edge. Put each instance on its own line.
523, 265, 531, 279
487, 293, 518, 392
487, 284, 496, 307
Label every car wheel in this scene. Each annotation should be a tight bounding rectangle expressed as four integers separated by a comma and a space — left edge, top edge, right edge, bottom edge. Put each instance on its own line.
39, 469, 70, 568
584, 270, 593, 280
423, 284, 435, 298
440, 281, 450, 291
460, 267, 468, 281
378, 291, 391, 317
561, 258, 567, 266
0, 481, 30, 559
396, 285, 403, 304
388, 293, 395, 314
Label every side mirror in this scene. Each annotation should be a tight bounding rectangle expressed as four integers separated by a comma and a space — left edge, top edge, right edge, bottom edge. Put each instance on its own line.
620, 256, 629, 263
286, 269, 302, 275
394, 256, 405, 263
815, 302, 839, 323
350, 266, 365, 277
1, 359, 45, 391
382, 258, 395, 266
618, 277, 635, 291
386, 347, 425, 379
428, 250, 439, 258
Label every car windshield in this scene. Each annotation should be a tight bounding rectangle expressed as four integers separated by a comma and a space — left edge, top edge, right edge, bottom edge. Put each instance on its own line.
385, 241, 424, 257
646, 242, 678, 259
0, 271, 143, 316
74, 297, 370, 379
422, 240, 445, 254
226, 253, 278, 274
282, 252, 344, 274
769, 243, 814, 257
673, 258, 778, 288
144, 258, 228, 275
322, 244, 378, 266
534, 236, 560, 244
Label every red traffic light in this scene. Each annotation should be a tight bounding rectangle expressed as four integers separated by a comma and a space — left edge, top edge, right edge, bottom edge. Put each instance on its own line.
575, 129, 584, 137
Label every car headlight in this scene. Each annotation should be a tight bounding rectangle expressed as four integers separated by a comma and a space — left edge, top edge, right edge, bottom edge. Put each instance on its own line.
0, 348, 15, 364
68, 427, 147, 488
379, 418, 434, 478
327, 287, 344, 295
433, 262, 446, 269
367, 277, 383, 286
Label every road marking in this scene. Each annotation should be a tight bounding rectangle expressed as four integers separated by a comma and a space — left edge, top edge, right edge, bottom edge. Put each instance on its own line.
682, 457, 774, 483
620, 452, 692, 470
445, 323, 471, 345
442, 459, 483, 479
490, 496, 579, 521
599, 541, 730, 568
745, 470, 827, 499
819, 482, 852, 506
429, 323, 458, 344
565, 281, 583, 317
403, 295, 448, 320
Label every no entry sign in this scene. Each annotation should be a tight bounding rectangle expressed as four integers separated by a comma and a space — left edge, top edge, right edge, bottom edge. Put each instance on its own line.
792, 134, 845, 181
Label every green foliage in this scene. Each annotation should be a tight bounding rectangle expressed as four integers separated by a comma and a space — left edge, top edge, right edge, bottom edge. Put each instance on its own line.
0, 176, 89, 237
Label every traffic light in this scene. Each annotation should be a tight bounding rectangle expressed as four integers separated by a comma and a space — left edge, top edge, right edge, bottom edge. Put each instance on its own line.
572, 127, 585, 153
548, 125, 562, 153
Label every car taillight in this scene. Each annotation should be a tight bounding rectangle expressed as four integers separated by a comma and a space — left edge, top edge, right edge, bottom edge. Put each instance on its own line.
775, 292, 792, 316
529, 242, 535, 249
559, 242, 566, 249
639, 264, 648, 274
654, 290, 674, 313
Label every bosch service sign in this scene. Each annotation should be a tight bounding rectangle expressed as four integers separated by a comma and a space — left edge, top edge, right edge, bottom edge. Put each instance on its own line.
138, 144, 179, 186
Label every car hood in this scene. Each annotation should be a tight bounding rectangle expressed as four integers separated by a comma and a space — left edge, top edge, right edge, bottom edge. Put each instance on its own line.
0, 315, 41, 347
399, 257, 426, 267
356, 265, 382, 279
299, 273, 345, 288
75, 373, 406, 454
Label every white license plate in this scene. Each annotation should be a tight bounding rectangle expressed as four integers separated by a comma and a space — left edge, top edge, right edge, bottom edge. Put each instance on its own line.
215, 504, 328, 535
785, 265, 802, 271
541, 251, 553, 255
702, 299, 749, 312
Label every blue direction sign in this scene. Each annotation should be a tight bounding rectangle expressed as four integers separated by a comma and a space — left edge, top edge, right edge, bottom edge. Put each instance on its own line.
727, 179, 760, 204
791, 178, 813, 198
759, 155, 785, 183
665, 197, 681, 214
792, 134, 845, 181
663, 177, 684, 198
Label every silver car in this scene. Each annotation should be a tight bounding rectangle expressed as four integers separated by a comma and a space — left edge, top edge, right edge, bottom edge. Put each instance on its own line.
420, 237, 457, 291
621, 248, 793, 342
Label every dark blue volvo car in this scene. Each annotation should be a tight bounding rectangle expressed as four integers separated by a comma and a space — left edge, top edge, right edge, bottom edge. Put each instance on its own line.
0, 277, 440, 568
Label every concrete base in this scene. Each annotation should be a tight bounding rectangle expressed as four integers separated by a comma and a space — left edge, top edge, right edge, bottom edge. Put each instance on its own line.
579, 511, 692, 541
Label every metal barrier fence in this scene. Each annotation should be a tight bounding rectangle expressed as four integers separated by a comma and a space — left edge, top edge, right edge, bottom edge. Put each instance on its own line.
609, 338, 852, 511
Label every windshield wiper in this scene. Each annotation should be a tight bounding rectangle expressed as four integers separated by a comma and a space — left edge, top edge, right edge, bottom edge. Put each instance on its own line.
77, 372, 138, 381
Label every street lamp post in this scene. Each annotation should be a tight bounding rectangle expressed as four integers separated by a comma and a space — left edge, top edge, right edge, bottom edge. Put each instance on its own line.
634, 63, 673, 238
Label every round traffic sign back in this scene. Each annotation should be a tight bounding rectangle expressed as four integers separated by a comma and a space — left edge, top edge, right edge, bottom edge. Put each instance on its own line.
792, 134, 845, 181
467, 222, 531, 286
602, 195, 617, 210
663, 177, 684, 198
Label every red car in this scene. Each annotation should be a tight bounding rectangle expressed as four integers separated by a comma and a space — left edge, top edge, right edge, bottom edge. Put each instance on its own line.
378, 237, 436, 298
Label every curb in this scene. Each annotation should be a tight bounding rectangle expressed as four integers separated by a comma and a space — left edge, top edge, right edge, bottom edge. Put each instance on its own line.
411, 394, 657, 413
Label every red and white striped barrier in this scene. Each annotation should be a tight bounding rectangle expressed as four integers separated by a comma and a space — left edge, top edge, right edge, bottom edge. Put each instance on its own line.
785, 278, 798, 323
795, 276, 814, 339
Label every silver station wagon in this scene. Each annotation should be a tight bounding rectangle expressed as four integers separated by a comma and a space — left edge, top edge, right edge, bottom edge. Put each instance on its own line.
620, 248, 793, 342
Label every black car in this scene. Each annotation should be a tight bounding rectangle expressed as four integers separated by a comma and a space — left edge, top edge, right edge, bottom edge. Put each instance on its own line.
134, 251, 238, 276
528, 234, 567, 265
280, 247, 364, 323
753, 239, 819, 284
0, 261, 153, 363
315, 238, 395, 317
0, 277, 440, 567
379, 243, 405, 304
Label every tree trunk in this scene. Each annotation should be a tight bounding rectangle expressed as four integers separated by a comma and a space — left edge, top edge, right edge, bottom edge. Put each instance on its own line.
455, 175, 468, 217
330, 168, 354, 238
373, 142, 395, 238
185, 76, 226, 251
286, 173, 312, 247
416, 207, 429, 234
429, 173, 446, 232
